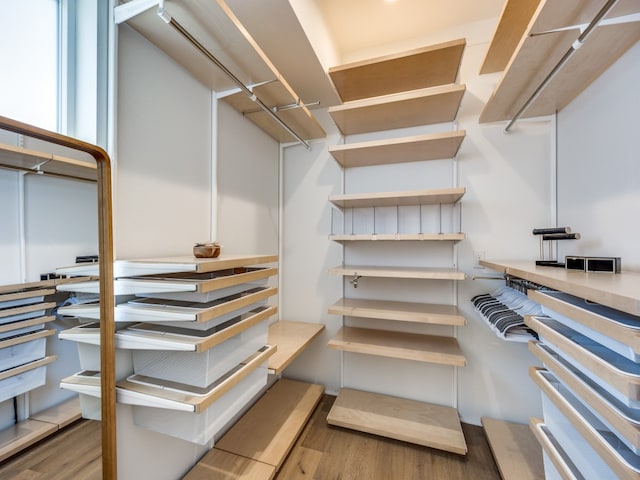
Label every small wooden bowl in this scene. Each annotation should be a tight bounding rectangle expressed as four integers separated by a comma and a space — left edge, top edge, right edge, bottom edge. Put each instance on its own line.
193, 243, 220, 258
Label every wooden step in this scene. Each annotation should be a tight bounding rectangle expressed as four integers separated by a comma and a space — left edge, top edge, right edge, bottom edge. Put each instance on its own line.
0, 420, 58, 463
267, 320, 325, 375
214, 378, 324, 469
328, 326, 466, 366
30, 396, 82, 429
327, 388, 467, 454
329, 297, 465, 326
183, 449, 275, 480
482, 417, 544, 480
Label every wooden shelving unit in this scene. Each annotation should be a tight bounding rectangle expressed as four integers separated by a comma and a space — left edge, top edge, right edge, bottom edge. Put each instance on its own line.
328, 38, 466, 102
328, 130, 465, 168
481, 417, 544, 480
329, 187, 465, 209
327, 388, 467, 454
480, 0, 640, 123
0, 143, 96, 182
329, 326, 466, 366
326, 37, 468, 455
328, 297, 465, 326
329, 265, 465, 281
115, 0, 325, 144
267, 320, 325, 375
328, 84, 466, 135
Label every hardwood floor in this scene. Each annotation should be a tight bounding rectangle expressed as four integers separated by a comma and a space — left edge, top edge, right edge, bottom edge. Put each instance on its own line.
276, 395, 501, 480
0, 420, 101, 480
0, 395, 501, 479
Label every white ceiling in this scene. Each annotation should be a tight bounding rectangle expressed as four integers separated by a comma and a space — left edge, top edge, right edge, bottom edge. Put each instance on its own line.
312, 0, 506, 60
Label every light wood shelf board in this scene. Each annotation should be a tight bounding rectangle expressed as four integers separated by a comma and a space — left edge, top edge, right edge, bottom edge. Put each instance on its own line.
183, 449, 275, 480
124, 253, 278, 274
329, 297, 465, 325
328, 326, 466, 366
328, 187, 465, 209
327, 388, 467, 454
0, 316, 55, 335
0, 288, 55, 303
328, 130, 465, 168
329, 233, 465, 242
215, 378, 324, 468
481, 417, 544, 480
0, 419, 58, 463
530, 418, 582, 480
329, 265, 465, 281
0, 356, 57, 382
480, 0, 640, 123
30, 397, 82, 429
268, 320, 325, 375
0, 142, 96, 182
0, 301, 55, 319
328, 39, 466, 102
480, 259, 640, 316
328, 84, 466, 135
224, 80, 325, 142
480, 0, 543, 74
0, 328, 55, 349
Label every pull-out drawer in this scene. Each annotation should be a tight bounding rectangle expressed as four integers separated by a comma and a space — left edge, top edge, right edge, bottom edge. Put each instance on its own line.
0, 301, 55, 324
529, 290, 640, 362
59, 286, 277, 329
531, 367, 640, 480
530, 418, 584, 480
0, 355, 57, 403
0, 329, 56, 371
61, 345, 276, 444
526, 315, 640, 408
531, 340, 640, 454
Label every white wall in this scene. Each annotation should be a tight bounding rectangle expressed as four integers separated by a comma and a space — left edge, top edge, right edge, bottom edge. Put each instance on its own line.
282, 21, 551, 425
556, 41, 640, 271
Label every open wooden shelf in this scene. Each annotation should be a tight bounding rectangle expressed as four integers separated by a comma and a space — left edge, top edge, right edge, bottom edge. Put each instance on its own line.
267, 320, 325, 375
327, 388, 467, 454
328, 130, 465, 168
329, 265, 465, 281
480, 259, 640, 316
479, 0, 543, 74
117, 0, 324, 143
0, 397, 82, 463
330, 233, 465, 242
481, 417, 544, 480
328, 39, 466, 102
214, 378, 324, 469
329, 297, 465, 326
480, 0, 640, 123
328, 84, 466, 135
0, 142, 96, 182
329, 187, 465, 209
328, 326, 465, 366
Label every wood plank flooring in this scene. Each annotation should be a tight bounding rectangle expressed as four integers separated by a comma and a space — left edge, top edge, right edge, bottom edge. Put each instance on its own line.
0, 395, 501, 480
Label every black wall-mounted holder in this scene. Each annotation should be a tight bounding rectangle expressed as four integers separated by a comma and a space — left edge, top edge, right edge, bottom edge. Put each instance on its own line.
532, 227, 580, 267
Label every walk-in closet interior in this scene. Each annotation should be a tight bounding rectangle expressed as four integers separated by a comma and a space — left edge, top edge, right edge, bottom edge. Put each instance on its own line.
1, 0, 639, 478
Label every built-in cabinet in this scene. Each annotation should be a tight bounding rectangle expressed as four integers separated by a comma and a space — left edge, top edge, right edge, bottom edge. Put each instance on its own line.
481, 259, 640, 480
325, 39, 469, 455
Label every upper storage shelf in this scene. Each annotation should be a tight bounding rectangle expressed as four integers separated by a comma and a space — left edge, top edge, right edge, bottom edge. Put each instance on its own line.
328, 39, 466, 102
0, 143, 96, 182
328, 131, 465, 168
115, 0, 325, 144
328, 84, 466, 135
329, 187, 465, 209
480, 0, 640, 124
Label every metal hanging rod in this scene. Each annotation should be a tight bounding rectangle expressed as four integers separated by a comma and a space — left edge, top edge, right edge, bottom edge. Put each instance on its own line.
243, 100, 321, 115
114, 1, 311, 150
505, 0, 620, 133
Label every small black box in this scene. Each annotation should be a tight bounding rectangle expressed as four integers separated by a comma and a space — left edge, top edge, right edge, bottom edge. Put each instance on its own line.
586, 257, 621, 273
565, 256, 586, 271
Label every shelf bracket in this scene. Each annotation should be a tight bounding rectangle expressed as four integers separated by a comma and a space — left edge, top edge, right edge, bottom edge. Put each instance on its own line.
114, 0, 160, 25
